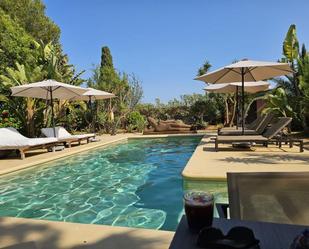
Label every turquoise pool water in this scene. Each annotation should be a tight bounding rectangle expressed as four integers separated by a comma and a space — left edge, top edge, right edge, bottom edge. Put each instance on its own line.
0, 136, 222, 231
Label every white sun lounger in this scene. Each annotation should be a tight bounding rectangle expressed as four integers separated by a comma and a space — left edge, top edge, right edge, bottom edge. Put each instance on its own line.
0, 127, 58, 159
41, 127, 95, 147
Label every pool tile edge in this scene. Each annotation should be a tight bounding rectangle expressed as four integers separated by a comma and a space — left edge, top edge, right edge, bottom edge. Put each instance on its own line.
0, 135, 130, 176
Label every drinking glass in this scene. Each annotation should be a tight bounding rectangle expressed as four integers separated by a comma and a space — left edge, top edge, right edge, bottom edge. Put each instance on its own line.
184, 191, 214, 232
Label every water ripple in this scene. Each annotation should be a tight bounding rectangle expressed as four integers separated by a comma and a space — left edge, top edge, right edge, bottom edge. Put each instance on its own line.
0, 136, 202, 230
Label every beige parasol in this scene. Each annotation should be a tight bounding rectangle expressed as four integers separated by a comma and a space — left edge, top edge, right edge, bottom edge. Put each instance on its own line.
11, 79, 88, 137
195, 59, 292, 134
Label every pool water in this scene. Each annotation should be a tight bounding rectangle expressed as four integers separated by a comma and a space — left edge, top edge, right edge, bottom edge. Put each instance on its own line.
0, 136, 214, 231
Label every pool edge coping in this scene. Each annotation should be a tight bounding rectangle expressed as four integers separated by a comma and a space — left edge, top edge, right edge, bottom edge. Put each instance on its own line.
0, 133, 206, 177
0, 136, 129, 177
181, 134, 227, 181
0, 216, 174, 249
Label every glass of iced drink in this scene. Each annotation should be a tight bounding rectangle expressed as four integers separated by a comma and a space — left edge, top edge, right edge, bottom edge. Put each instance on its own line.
184, 191, 214, 232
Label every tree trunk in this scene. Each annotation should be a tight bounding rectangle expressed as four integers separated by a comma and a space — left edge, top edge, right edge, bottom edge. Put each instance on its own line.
225, 98, 229, 126
302, 113, 309, 134
229, 96, 237, 127
26, 98, 35, 137
292, 62, 301, 97
291, 62, 306, 130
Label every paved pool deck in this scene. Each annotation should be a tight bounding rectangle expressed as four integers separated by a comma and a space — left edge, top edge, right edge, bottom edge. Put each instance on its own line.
0, 217, 174, 249
1, 131, 309, 248
183, 134, 309, 181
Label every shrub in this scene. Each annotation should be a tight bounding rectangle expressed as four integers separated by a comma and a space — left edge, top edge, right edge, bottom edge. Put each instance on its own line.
0, 110, 21, 129
126, 111, 145, 132
195, 121, 208, 130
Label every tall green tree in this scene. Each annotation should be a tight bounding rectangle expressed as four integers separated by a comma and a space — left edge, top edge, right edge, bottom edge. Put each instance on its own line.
100, 46, 114, 69
88, 46, 131, 132
0, 0, 86, 135
90, 46, 128, 98
298, 50, 309, 131
0, 0, 60, 44
0, 9, 38, 75
281, 24, 301, 97
97, 46, 119, 93
276, 24, 309, 131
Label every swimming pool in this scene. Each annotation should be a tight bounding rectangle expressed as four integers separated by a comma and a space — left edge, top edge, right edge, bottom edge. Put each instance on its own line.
0, 136, 216, 231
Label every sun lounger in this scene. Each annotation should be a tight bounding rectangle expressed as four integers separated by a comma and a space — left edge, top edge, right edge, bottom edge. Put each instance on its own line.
41, 127, 95, 147
220, 114, 266, 132
246, 114, 267, 130
217, 172, 309, 225
218, 113, 274, 135
0, 127, 58, 159
214, 117, 303, 152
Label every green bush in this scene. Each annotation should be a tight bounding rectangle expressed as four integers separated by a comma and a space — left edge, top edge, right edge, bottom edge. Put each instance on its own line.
195, 121, 208, 130
126, 111, 145, 132
0, 110, 21, 129
105, 118, 120, 135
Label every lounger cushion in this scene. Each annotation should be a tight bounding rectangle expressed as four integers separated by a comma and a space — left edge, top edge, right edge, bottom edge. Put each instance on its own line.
219, 129, 258, 135
220, 127, 238, 131
216, 135, 268, 142
42, 127, 70, 138
41, 127, 94, 139
72, 134, 95, 139
0, 127, 57, 149
26, 138, 58, 146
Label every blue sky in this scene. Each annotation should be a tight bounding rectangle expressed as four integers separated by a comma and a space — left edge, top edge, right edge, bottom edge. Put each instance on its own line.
44, 0, 309, 103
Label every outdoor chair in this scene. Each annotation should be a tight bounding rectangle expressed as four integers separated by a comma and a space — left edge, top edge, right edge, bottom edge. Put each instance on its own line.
246, 114, 266, 130
219, 114, 265, 133
214, 117, 303, 152
41, 127, 95, 147
216, 172, 309, 226
0, 127, 58, 159
218, 113, 274, 135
